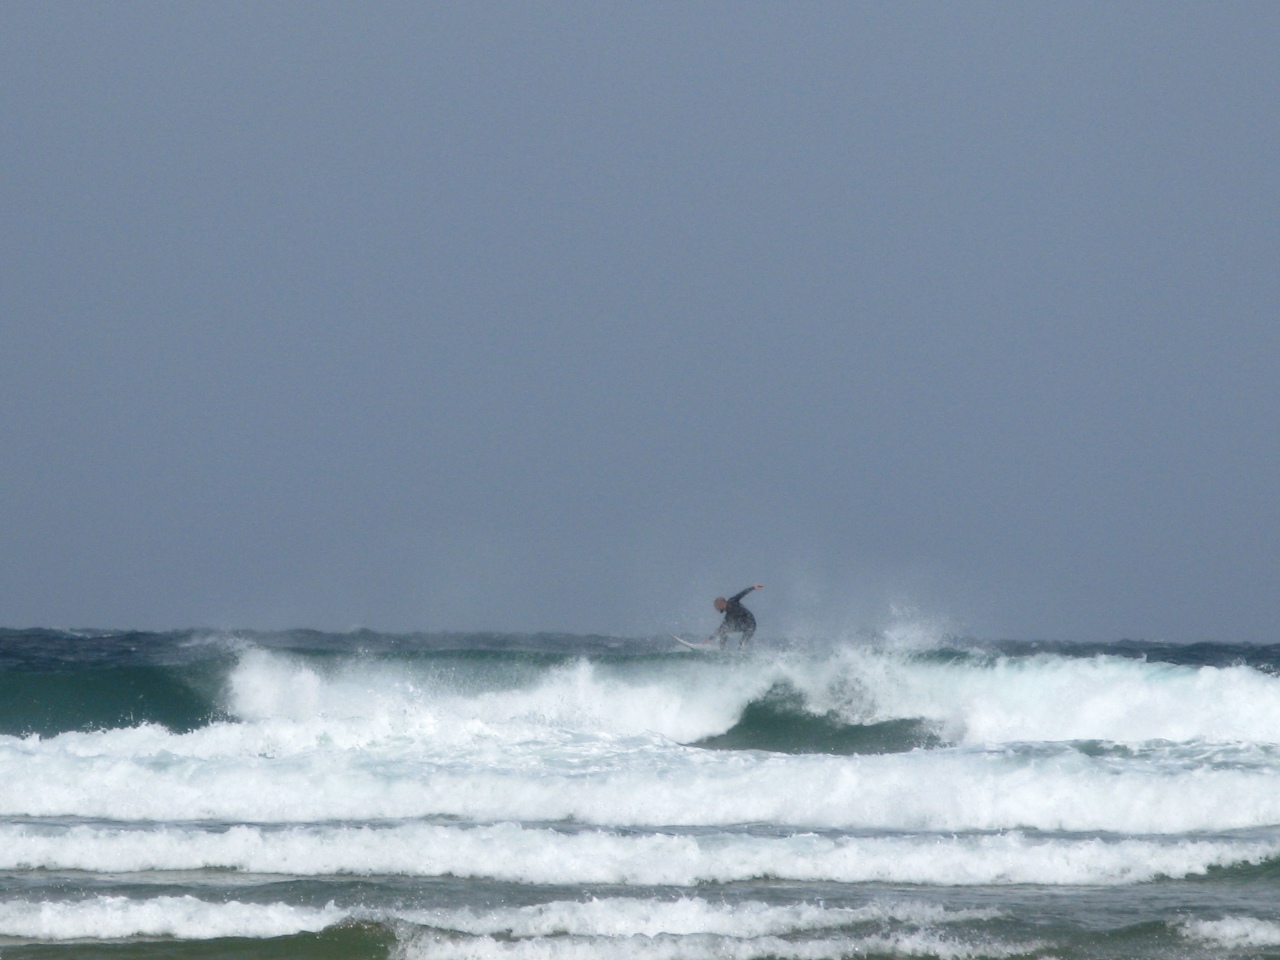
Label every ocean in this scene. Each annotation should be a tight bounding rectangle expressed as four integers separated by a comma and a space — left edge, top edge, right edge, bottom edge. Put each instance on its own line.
3, 627, 1280, 959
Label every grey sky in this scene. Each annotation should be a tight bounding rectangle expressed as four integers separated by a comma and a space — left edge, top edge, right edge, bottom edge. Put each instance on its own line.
2, 3, 1278, 640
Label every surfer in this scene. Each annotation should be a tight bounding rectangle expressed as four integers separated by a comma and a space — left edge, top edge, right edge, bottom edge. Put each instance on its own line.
711, 584, 764, 649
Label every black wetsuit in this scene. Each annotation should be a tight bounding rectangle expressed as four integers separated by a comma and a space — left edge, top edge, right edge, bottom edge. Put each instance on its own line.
714, 586, 758, 649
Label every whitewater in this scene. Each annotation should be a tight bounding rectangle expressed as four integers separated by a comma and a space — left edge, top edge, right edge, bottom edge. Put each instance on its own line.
4, 628, 1280, 959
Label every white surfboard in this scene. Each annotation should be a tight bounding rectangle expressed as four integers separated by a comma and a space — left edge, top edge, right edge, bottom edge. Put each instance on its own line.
671, 634, 713, 651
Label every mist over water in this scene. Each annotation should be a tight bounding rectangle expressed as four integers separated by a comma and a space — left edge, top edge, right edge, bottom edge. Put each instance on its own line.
5, 627, 1280, 958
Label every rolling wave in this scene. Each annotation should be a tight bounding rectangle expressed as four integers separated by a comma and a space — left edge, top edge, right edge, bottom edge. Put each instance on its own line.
10, 630, 1280, 748
8, 634, 1280, 833
1, 821, 1273, 886
694, 681, 942, 754
0, 665, 223, 736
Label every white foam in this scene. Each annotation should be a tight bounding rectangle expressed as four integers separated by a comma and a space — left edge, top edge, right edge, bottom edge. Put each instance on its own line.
0, 895, 344, 940
0, 892, 1017, 955
395, 894, 1028, 960
225, 649, 756, 745
401, 897, 989, 938
212, 647, 1280, 752
842, 649, 1280, 745
0, 821, 1270, 886
217, 644, 1280, 750
396, 931, 1036, 960
1181, 916, 1280, 947
11, 729, 1280, 833
139, 644, 1280, 750
8, 646, 1280, 833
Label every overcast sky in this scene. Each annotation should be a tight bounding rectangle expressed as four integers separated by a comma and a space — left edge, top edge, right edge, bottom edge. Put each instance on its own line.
2, 3, 1278, 641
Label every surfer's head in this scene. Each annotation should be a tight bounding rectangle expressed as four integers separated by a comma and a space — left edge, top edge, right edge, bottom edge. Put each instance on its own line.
714, 597, 727, 612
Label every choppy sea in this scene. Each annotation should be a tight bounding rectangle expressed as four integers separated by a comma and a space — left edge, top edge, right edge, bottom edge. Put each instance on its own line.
4, 626, 1280, 959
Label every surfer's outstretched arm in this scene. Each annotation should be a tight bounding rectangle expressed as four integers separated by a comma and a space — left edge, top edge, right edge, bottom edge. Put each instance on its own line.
729, 584, 764, 603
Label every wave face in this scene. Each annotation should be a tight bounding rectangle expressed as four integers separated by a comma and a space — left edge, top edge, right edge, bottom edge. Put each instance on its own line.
6, 628, 1280, 959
